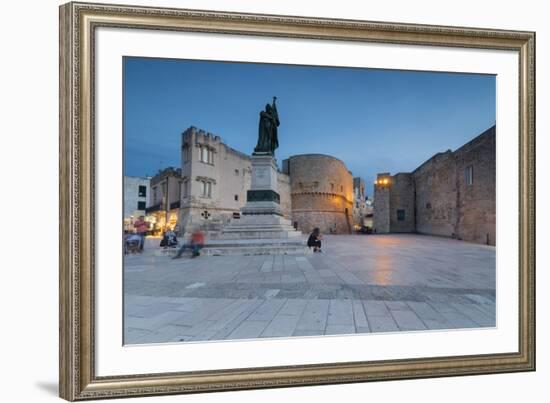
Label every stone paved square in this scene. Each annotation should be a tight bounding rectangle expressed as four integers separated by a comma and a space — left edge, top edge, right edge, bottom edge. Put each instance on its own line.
124, 234, 496, 344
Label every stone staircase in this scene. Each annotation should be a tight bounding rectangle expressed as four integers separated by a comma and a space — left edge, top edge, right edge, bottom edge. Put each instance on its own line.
202, 238, 310, 256
215, 214, 302, 240
153, 237, 310, 257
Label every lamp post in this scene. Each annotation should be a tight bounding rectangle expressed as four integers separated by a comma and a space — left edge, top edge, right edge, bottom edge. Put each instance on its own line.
374, 177, 391, 188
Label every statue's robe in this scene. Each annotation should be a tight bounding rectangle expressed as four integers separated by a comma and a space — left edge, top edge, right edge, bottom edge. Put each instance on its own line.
254, 103, 280, 154
270, 104, 280, 154
255, 111, 273, 153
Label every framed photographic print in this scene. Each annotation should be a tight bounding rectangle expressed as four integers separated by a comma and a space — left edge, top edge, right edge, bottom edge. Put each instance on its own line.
59, 2, 535, 400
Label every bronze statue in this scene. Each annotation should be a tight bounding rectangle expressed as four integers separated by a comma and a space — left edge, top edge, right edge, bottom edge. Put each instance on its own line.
254, 97, 279, 155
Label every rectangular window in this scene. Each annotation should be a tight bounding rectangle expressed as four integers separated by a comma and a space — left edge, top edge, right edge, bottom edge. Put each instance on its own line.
200, 181, 212, 198
235, 169, 239, 176
198, 146, 214, 164
138, 185, 147, 197
465, 165, 474, 185
397, 209, 406, 221
234, 194, 239, 201
182, 180, 188, 197
137, 201, 146, 210
183, 145, 191, 163
208, 149, 214, 164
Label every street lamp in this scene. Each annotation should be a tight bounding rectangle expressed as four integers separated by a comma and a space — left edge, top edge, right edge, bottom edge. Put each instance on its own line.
375, 177, 391, 188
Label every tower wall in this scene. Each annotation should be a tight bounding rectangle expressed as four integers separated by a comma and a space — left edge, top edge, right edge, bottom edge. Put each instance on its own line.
284, 154, 354, 234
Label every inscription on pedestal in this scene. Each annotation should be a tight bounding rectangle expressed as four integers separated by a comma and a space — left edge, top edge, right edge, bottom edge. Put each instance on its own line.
255, 167, 269, 187
247, 189, 280, 203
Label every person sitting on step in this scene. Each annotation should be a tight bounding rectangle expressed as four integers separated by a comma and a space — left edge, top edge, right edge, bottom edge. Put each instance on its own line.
307, 227, 323, 253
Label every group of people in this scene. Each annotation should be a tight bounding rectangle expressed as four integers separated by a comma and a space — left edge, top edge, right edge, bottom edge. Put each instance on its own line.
124, 216, 205, 258
125, 216, 324, 257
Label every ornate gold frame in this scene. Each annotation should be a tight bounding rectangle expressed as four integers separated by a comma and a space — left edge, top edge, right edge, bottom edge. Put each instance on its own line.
59, 2, 535, 400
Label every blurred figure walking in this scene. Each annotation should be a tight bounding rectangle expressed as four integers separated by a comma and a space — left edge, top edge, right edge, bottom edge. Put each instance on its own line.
172, 228, 205, 259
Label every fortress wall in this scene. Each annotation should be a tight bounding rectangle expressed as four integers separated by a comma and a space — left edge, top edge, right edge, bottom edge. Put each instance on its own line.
413, 151, 458, 237
389, 173, 416, 233
453, 126, 496, 245
277, 171, 292, 219
372, 126, 496, 245
285, 154, 354, 234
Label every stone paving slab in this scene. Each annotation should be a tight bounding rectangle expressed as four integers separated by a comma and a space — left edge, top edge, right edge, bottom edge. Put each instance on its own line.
124, 234, 496, 344
406, 301, 453, 330
352, 299, 370, 332
209, 300, 265, 340
327, 300, 354, 326
261, 313, 303, 338
389, 309, 427, 331
294, 300, 330, 332
227, 320, 270, 340
367, 313, 400, 333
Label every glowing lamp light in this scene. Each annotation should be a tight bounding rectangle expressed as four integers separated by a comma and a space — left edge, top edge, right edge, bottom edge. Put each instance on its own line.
375, 178, 391, 187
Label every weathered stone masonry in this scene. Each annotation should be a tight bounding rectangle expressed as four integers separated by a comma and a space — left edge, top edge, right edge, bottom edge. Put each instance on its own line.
373, 125, 496, 245
283, 154, 354, 235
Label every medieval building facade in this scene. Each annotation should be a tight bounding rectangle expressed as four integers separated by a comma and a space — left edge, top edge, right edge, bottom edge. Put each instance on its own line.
177, 126, 292, 236
143, 127, 364, 236
373, 125, 496, 245
145, 167, 183, 235
131, 125, 376, 236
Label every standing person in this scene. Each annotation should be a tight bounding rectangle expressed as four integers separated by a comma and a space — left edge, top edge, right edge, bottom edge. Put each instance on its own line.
307, 227, 323, 253
133, 216, 149, 252
172, 228, 205, 259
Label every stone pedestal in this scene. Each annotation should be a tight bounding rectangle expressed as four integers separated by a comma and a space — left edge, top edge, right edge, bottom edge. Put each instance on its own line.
209, 153, 308, 255
241, 153, 283, 216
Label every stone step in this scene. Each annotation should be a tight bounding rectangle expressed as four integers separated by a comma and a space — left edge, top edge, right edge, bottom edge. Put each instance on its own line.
217, 229, 302, 239
203, 245, 310, 256
204, 237, 310, 256
154, 238, 311, 257
155, 245, 310, 257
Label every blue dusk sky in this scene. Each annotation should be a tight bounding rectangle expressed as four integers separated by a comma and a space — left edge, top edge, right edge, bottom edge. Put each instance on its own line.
124, 57, 495, 197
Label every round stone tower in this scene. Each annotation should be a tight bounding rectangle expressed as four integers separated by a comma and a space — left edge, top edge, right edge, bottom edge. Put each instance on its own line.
283, 154, 354, 234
